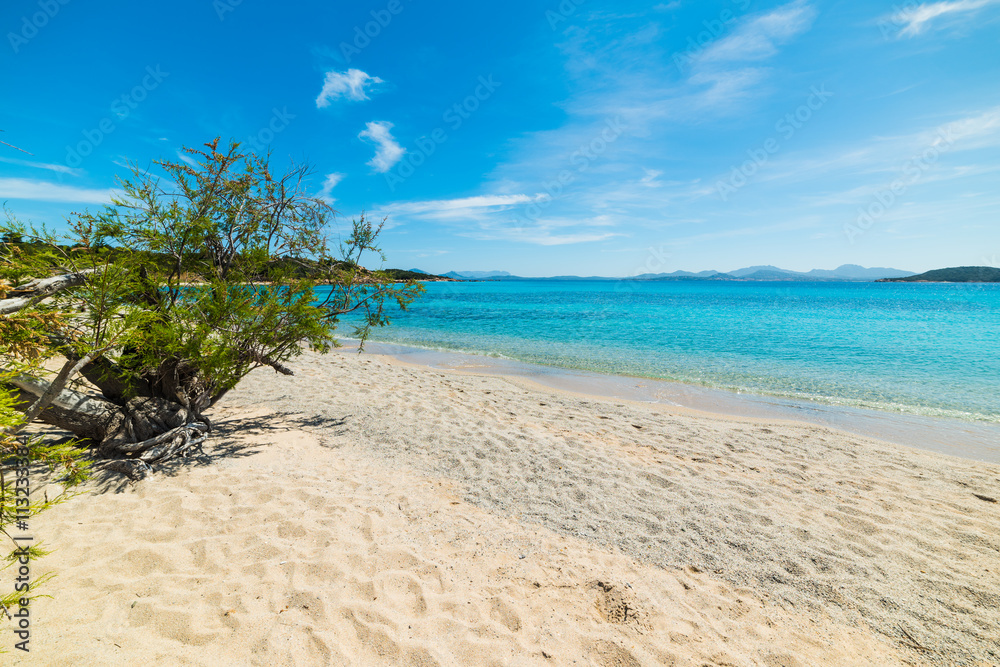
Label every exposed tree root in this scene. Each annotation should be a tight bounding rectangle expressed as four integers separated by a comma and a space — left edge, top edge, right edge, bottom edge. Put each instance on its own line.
97, 422, 208, 480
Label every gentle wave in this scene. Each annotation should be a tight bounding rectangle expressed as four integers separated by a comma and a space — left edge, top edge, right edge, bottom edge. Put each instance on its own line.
328, 280, 1000, 424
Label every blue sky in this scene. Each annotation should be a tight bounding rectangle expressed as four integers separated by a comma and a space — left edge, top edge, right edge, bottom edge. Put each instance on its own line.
2, 0, 999, 276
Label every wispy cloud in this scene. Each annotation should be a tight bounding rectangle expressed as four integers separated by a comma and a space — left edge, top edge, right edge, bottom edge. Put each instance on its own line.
502, 230, 621, 246
640, 169, 664, 187
318, 172, 345, 204
376, 194, 623, 245
0, 178, 115, 204
469, 3, 819, 248
891, 0, 999, 37
721, 105, 1000, 191
316, 69, 383, 107
0, 156, 82, 176
358, 121, 405, 173
383, 194, 547, 218
176, 151, 199, 169
699, 0, 816, 62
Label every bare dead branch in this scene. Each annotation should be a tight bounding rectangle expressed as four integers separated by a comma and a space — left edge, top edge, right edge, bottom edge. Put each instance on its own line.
6, 349, 104, 435
0, 270, 94, 315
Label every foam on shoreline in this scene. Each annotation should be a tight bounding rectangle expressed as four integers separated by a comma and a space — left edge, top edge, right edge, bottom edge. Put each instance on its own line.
350, 339, 1000, 464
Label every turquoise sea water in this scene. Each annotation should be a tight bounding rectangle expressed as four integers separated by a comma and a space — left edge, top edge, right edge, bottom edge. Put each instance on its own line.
330, 280, 1000, 424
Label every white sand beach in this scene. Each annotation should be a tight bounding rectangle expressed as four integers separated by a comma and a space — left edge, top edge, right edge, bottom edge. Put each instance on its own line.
12, 349, 1000, 666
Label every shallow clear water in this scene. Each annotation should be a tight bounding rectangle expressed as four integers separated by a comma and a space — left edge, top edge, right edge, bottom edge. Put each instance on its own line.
327, 280, 1000, 423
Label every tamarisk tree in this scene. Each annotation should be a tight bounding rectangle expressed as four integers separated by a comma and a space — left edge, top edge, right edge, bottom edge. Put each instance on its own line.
1, 139, 422, 477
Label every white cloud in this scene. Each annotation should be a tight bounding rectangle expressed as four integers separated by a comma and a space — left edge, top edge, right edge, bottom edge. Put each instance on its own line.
699, 105, 1000, 213
380, 194, 553, 228
565, 3, 814, 129
0, 177, 115, 204
507, 231, 620, 246
385, 194, 546, 216
0, 156, 82, 176
640, 169, 664, 187
358, 121, 405, 173
936, 106, 1000, 146
891, 0, 998, 37
699, 0, 816, 62
318, 172, 345, 204
377, 194, 623, 245
316, 69, 383, 107
176, 151, 199, 168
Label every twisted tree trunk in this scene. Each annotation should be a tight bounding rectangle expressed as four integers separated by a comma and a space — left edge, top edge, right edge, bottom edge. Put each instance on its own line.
4, 270, 206, 470
9, 374, 204, 454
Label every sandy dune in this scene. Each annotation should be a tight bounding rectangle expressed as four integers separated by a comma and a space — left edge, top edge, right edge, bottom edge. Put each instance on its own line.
10, 349, 1000, 665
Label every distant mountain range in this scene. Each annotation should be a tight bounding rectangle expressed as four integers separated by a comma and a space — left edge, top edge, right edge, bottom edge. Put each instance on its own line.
440, 270, 513, 279
433, 264, 915, 282
878, 266, 1000, 283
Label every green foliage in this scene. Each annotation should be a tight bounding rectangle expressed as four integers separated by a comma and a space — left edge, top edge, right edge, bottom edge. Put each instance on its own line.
380, 268, 449, 281
0, 337, 88, 626
0, 385, 88, 620
883, 266, 1000, 283
2, 138, 423, 417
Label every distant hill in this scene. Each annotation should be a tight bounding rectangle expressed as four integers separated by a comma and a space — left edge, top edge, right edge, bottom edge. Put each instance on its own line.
382, 269, 452, 281
641, 264, 913, 282
722, 264, 914, 281
441, 265, 915, 282
736, 269, 804, 281
805, 264, 914, 280
633, 270, 723, 279
442, 270, 513, 279
878, 266, 1000, 283
728, 265, 788, 278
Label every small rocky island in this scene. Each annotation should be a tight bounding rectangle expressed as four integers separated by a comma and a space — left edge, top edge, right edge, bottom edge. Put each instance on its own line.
878, 266, 1000, 282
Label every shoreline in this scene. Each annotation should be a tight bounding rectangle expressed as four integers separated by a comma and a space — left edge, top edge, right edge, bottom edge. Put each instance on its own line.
346, 339, 1000, 464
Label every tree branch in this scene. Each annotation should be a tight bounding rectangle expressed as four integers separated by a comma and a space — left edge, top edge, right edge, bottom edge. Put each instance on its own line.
0, 270, 94, 315
4, 373, 116, 442
7, 350, 103, 434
